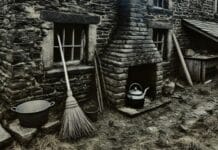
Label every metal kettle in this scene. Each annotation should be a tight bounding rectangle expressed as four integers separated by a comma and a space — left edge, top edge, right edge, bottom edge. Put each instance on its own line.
127, 83, 150, 100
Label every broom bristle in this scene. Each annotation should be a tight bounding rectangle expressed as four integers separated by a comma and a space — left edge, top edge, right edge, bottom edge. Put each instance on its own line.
59, 96, 95, 140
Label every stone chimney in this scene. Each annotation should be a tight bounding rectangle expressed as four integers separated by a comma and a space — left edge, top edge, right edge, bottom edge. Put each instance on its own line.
102, 0, 163, 106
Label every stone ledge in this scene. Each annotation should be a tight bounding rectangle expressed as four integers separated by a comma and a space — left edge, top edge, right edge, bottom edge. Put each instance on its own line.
0, 124, 12, 148
46, 65, 94, 75
8, 120, 37, 145
147, 6, 173, 15
40, 11, 100, 24
118, 99, 171, 117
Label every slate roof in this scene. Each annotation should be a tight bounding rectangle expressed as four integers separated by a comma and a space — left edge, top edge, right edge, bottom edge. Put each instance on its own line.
183, 19, 218, 42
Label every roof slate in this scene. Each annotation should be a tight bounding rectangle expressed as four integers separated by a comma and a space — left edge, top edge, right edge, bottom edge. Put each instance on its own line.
183, 19, 218, 42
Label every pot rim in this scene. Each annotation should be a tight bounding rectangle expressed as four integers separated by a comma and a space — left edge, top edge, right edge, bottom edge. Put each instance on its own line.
11, 100, 55, 114
84, 107, 99, 113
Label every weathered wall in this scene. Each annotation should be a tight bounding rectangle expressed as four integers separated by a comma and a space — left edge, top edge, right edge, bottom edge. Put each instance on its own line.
0, 0, 217, 108
0, 0, 118, 106
172, 0, 217, 77
145, 0, 217, 78
0, 1, 16, 105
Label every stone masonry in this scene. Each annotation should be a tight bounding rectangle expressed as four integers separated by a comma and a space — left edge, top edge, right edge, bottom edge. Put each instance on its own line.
102, 0, 162, 106
0, 0, 217, 109
0, 0, 117, 107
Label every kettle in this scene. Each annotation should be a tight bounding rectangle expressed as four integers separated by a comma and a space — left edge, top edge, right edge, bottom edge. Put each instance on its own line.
127, 83, 150, 100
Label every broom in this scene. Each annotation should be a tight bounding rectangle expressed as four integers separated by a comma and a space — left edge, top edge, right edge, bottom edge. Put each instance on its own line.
57, 34, 95, 140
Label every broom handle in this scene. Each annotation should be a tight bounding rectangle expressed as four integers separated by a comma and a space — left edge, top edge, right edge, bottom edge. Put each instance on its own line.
57, 35, 72, 96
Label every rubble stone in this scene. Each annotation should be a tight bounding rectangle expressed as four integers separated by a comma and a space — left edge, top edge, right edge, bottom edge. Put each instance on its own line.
8, 119, 37, 145
198, 87, 211, 95
163, 80, 175, 95
0, 124, 12, 147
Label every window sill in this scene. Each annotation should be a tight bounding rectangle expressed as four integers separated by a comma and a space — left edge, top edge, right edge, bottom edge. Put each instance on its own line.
46, 64, 94, 75
161, 61, 170, 66
148, 19, 173, 29
148, 6, 173, 16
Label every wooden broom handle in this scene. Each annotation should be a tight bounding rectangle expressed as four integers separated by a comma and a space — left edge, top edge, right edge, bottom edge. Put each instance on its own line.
57, 35, 72, 94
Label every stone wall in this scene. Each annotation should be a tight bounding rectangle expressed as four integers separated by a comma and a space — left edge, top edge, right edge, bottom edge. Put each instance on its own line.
0, 1, 16, 104
102, 0, 163, 106
145, 0, 217, 78
0, 0, 217, 108
0, 0, 118, 107
172, 0, 217, 76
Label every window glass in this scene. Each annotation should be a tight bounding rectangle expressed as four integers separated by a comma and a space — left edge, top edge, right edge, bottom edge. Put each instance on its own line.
53, 23, 87, 64
153, 0, 168, 9
153, 29, 168, 61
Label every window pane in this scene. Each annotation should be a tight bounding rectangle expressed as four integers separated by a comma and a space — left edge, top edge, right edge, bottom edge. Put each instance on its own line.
74, 47, 81, 60
64, 47, 72, 61
158, 0, 163, 7
74, 25, 82, 45
54, 24, 63, 46
54, 48, 61, 62
154, 0, 158, 6
65, 25, 73, 45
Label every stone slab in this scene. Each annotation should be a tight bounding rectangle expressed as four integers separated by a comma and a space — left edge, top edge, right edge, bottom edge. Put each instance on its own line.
118, 99, 171, 117
40, 11, 100, 24
8, 119, 37, 145
0, 124, 12, 147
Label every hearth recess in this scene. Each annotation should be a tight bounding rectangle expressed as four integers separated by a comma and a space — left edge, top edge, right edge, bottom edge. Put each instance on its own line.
102, 0, 163, 107
127, 64, 157, 99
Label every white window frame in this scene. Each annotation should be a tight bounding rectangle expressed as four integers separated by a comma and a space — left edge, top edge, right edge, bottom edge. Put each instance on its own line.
42, 23, 97, 69
215, 0, 218, 13
53, 24, 86, 65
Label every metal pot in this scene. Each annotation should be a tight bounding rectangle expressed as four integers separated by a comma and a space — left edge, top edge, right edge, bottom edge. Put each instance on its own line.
84, 106, 99, 122
11, 100, 55, 127
126, 83, 149, 108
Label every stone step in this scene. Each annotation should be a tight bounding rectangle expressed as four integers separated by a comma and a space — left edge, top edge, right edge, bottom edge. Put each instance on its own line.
0, 124, 12, 148
8, 119, 37, 145
118, 99, 171, 117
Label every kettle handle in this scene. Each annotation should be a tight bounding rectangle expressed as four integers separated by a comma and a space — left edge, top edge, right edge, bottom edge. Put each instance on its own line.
129, 83, 143, 91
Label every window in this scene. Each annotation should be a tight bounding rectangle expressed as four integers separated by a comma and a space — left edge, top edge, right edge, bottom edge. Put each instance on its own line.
53, 23, 87, 65
153, 29, 168, 61
153, 0, 168, 9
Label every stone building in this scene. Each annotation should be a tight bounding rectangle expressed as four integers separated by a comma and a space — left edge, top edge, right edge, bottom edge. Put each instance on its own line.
0, 0, 217, 109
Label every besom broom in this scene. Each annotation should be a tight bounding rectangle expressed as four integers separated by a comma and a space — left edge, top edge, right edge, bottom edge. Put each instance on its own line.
57, 34, 95, 140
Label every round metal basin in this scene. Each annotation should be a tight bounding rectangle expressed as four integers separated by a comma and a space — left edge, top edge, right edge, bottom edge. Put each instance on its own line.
11, 100, 55, 127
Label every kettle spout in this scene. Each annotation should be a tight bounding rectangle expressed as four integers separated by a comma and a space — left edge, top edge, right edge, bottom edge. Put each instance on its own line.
143, 87, 150, 97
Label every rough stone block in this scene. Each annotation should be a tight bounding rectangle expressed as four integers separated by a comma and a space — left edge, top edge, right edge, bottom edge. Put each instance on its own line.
8, 119, 37, 145
0, 124, 12, 147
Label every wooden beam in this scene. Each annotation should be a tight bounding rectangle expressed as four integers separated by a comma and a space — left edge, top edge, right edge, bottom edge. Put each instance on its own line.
172, 33, 193, 86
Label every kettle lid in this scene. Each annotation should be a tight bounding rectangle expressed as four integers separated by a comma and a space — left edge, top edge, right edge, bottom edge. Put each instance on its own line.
129, 86, 143, 95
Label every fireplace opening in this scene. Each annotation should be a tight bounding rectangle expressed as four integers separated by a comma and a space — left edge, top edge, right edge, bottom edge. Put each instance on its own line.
127, 64, 157, 99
